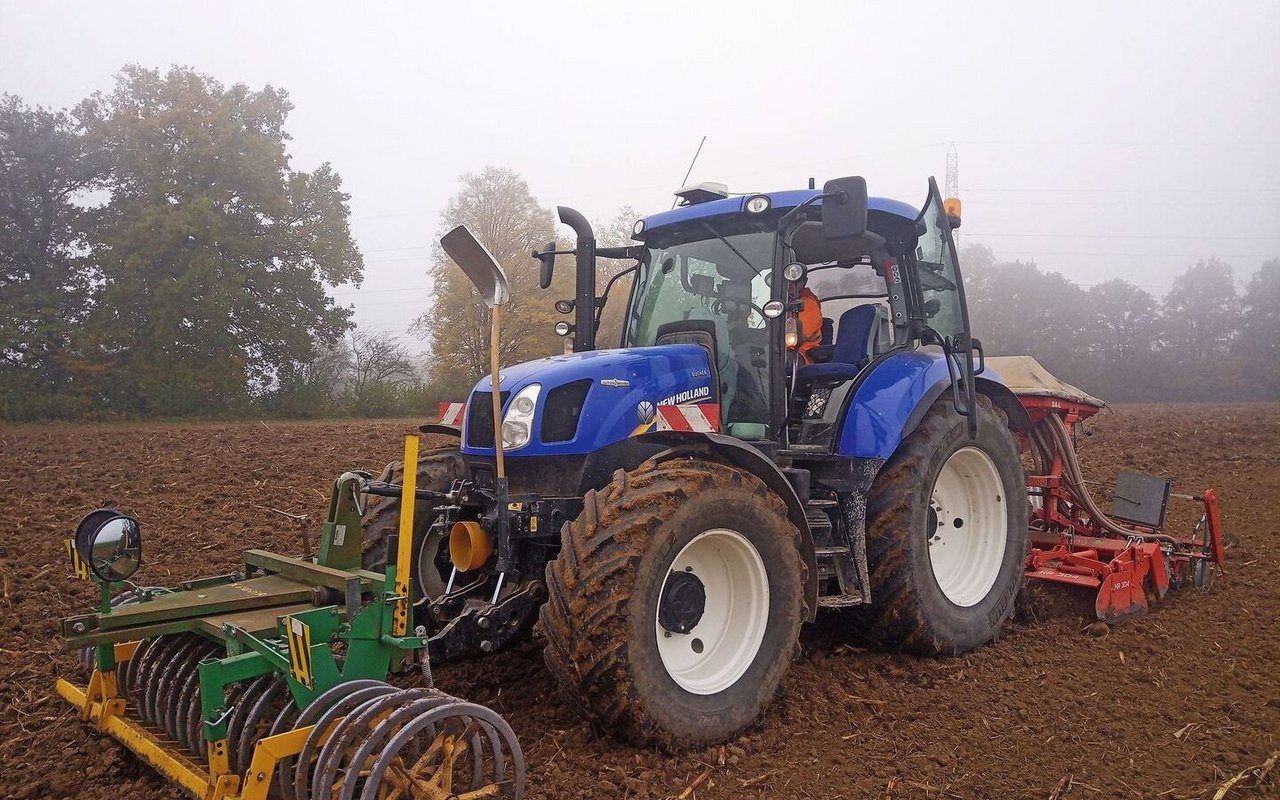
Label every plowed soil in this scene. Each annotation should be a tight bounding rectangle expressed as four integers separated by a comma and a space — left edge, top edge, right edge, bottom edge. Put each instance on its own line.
1, 405, 1276, 799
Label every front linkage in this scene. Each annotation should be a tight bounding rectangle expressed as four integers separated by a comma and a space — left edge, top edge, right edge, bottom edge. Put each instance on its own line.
404, 470, 576, 664
57, 434, 525, 800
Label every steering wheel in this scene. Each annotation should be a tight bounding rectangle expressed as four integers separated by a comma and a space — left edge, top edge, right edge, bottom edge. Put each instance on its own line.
713, 295, 767, 320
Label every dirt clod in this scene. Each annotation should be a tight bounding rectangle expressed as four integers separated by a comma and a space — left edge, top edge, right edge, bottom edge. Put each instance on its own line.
1, 405, 1277, 798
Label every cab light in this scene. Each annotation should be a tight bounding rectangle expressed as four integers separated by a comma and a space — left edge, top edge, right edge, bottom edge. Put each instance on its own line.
943, 197, 962, 229
784, 317, 799, 348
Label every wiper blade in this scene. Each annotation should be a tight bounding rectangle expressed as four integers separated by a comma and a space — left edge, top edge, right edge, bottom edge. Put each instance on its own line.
700, 220, 761, 276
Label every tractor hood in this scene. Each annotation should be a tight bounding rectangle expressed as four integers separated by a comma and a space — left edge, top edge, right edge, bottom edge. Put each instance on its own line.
460, 344, 715, 457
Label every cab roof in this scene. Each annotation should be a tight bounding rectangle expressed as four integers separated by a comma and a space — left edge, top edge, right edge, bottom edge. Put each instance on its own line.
640, 189, 919, 234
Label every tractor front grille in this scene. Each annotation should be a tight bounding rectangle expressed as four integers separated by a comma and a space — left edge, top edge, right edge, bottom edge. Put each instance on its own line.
541, 380, 592, 443
465, 391, 509, 448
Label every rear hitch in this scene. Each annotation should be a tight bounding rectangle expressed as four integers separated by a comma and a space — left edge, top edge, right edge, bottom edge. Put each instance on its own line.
427, 578, 545, 664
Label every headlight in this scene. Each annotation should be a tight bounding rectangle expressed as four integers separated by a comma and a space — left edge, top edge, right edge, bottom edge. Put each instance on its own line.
500, 384, 541, 450
745, 195, 771, 214
554, 321, 574, 336
783, 262, 807, 282
762, 299, 785, 319
632, 219, 645, 237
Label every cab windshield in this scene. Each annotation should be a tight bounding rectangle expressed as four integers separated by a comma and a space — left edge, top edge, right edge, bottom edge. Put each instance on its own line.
624, 216, 777, 426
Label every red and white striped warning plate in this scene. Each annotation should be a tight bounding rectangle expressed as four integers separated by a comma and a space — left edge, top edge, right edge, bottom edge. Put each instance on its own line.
437, 402, 466, 426
655, 403, 720, 433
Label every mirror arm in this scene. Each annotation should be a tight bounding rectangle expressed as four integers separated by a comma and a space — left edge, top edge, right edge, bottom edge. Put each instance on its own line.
778, 191, 845, 253
595, 245, 641, 260
592, 264, 640, 331
778, 194, 826, 237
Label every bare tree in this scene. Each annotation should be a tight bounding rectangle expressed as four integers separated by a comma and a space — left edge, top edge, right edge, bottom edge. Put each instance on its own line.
348, 330, 418, 402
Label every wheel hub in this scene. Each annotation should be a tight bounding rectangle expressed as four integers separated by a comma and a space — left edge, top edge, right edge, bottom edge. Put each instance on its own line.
654, 529, 770, 695
658, 570, 706, 634
926, 446, 1008, 607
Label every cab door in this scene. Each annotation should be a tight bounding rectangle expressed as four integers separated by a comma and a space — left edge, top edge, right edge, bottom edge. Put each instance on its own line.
913, 178, 979, 434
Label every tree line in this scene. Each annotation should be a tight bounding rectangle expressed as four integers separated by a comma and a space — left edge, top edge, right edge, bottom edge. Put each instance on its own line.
962, 245, 1279, 403
1, 66, 363, 420
3, 66, 1275, 422
0, 66, 629, 421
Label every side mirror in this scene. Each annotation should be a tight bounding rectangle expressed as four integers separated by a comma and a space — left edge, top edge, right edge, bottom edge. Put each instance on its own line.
75, 509, 142, 583
822, 176, 868, 239
441, 225, 510, 308
535, 241, 556, 289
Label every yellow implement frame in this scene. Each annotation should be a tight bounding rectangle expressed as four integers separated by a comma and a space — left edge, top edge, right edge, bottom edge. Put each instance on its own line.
56, 670, 318, 800
392, 434, 419, 636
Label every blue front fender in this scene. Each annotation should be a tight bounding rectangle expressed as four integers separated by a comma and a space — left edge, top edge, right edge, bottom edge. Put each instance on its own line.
837, 351, 956, 460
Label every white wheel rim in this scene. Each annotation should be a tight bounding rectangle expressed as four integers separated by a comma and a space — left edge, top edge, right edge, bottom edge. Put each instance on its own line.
655, 529, 769, 695
927, 447, 1008, 607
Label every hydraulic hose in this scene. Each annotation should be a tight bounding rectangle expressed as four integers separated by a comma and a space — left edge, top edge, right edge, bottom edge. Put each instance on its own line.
1033, 414, 1177, 544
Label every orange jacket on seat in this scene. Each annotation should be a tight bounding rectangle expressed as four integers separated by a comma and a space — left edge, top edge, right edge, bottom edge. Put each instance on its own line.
796, 287, 823, 363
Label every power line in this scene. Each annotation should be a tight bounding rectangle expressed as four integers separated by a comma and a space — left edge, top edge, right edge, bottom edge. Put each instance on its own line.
962, 199, 1280, 207
360, 244, 432, 254
976, 251, 1273, 259
361, 255, 432, 265
333, 284, 434, 296
965, 186, 1280, 195
966, 232, 1280, 241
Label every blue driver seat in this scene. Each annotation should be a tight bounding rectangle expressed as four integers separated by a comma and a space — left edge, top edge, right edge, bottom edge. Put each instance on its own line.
796, 304, 879, 385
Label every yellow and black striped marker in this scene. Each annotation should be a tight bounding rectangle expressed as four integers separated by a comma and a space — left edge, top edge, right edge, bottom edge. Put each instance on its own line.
285, 616, 314, 689
392, 434, 419, 637
65, 538, 89, 580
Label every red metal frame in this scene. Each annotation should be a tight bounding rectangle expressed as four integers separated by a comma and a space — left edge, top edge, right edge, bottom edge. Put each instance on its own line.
1016, 395, 1224, 622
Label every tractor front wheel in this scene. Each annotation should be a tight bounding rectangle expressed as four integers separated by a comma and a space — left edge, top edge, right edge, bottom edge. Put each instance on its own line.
540, 457, 805, 749
859, 395, 1028, 655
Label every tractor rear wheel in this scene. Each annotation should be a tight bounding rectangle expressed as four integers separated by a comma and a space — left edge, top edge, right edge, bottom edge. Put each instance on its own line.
540, 457, 805, 750
361, 441, 465, 603
859, 395, 1027, 655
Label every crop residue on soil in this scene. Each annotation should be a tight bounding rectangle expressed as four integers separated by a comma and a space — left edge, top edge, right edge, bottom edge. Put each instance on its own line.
0, 406, 1276, 799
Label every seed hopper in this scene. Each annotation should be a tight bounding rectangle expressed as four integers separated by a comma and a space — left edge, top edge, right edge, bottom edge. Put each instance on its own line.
992, 356, 1226, 621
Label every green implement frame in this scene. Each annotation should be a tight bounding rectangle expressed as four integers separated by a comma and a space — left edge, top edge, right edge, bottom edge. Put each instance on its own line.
57, 435, 433, 800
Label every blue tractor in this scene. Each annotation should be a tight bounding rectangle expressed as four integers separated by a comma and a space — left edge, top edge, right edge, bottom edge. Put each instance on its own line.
360, 176, 1031, 749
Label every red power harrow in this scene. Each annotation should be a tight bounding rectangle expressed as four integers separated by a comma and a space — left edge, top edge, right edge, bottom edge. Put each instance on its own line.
1015, 393, 1225, 622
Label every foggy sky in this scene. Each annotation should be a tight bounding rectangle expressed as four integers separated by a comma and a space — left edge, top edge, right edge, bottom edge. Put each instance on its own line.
4, 1, 1278, 341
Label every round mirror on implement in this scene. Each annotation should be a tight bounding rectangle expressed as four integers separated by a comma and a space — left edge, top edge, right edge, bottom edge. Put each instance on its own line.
74, 508, 143, 583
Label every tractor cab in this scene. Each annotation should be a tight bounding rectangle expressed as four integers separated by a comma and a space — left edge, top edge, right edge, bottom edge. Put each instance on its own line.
616, 176, 974, 447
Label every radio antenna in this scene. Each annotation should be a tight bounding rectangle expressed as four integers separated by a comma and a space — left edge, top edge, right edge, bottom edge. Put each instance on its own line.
672, 135, 707, 208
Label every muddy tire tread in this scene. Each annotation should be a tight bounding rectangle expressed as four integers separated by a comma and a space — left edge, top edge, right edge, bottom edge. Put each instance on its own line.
539, 457, 805, 749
